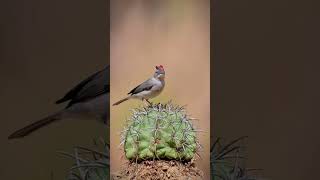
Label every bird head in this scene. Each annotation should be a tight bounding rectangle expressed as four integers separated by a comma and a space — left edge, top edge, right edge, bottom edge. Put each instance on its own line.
154, 65, 165, 80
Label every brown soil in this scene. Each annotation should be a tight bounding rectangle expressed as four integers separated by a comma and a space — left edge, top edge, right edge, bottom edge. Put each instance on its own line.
112, 160, 204, 180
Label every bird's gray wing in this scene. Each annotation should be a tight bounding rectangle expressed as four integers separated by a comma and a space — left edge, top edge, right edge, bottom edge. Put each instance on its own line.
128, 78, 154, 95
56, 66, 110, 107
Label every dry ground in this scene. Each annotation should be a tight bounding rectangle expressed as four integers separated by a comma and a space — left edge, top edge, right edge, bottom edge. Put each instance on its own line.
112, 160, 203, 180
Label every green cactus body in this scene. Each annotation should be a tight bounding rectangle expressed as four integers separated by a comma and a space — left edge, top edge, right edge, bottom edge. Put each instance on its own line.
122, 103, 198, 161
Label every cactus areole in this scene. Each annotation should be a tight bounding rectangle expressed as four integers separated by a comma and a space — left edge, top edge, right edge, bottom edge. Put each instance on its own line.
122, 103, 198, 161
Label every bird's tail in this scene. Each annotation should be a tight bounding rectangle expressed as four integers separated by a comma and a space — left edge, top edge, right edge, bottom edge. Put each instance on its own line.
8, 112, 63, 139
113, 97, 130, 106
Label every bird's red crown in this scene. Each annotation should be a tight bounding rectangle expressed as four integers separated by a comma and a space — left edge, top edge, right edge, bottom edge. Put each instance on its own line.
156, 65, 164, 70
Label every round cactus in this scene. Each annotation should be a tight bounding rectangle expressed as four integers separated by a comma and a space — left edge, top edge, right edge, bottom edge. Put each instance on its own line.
121, 102, 199, 161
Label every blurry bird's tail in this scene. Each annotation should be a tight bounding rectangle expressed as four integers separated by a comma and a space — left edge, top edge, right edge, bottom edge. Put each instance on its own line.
8, 112, 63, 139
113, 97, 130, 106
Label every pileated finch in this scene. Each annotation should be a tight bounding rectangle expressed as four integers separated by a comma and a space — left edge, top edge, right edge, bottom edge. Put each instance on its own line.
8, 66, 109, 139
113, 65, 165, 106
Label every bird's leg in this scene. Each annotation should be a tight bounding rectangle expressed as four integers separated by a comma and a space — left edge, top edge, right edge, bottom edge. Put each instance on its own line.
146, 99, 153, 106
142, 98, 149, 106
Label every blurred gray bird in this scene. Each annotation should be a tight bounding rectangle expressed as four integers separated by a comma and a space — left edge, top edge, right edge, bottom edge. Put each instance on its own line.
8, 66, 110, 139
113, 65, 165, 106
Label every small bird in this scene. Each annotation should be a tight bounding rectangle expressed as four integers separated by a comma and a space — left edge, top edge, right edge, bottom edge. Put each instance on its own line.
8, 66, 110, 139
113, 65, 165, 106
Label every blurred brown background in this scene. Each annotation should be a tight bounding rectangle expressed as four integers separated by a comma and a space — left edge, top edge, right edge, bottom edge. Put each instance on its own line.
0, 0, 108, 179
213, 0, 320, 179
110, 0, 210, 179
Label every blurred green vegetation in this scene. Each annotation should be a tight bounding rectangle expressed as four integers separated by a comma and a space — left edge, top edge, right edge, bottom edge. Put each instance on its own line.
61, 138, 109, 180
211, 137, 264, 180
